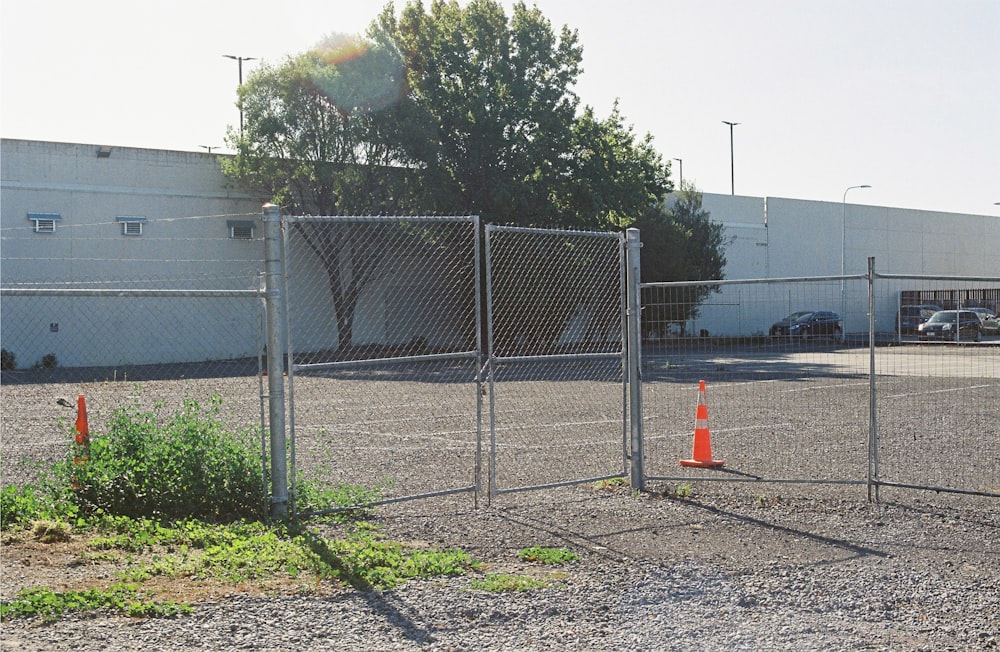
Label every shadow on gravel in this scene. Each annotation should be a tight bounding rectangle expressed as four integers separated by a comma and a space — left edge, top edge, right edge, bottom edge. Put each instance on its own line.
679, 500, 890, 561
491, 496, 890, 568
298, 528, 436, 646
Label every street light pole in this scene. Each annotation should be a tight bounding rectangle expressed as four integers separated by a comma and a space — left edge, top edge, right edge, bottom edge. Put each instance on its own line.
841, 184, 872, 331
722, 121, 739, 195
223, 55, 257, 137
673, 158, 683, 189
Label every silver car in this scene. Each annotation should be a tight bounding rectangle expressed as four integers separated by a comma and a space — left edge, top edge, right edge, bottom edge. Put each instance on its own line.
969, 307, 1000, 335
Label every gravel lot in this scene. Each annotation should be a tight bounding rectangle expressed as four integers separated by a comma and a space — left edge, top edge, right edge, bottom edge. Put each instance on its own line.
2, 354, 998, 651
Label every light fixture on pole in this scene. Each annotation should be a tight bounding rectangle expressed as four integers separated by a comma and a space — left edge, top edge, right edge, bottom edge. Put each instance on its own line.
722, 121, 739, 195
199, 145, 218, 154
223, 55, 257, 137
673, 158, 683, 189
841, 184, 872, 327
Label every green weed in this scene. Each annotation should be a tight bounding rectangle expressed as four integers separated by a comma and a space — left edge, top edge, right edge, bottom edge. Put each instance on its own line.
0, 583, 191, 622
518, 546, 579, 565
470, 573, 548, 592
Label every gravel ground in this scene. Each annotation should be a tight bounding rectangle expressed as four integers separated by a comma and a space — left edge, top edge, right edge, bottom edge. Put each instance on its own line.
2, 485, 998, 651
2, 366, 998, 651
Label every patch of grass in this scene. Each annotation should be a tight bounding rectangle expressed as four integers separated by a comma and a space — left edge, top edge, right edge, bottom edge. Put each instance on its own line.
295, 478, 392, 521
0, 397, 483, 622
31, 520, 72, 543
0, 583, 191, 622
518, 546, 579, 565
470, 573, 548, 593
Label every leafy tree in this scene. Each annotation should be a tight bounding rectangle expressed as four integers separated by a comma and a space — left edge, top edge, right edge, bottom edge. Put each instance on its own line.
634, 183, 729, 336
222, 35, 419, 352
221, 0, 726, 350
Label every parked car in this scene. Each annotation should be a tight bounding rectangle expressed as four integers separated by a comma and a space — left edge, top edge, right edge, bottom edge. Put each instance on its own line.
769, 311, 843, 341
895, 304, 942, 334
917, 310, 982, 342
969, 307, 1000, 335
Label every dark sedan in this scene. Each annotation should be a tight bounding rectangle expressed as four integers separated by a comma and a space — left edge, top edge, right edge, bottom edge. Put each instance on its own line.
917, 310, 982, 342
769, 310, 843, 342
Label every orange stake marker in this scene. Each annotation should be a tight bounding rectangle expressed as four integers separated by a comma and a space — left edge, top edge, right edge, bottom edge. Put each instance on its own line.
75, 394, 89, 446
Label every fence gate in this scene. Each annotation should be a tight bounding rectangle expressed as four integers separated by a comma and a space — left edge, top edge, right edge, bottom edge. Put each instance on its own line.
484, 225, 629, 497
281, 216, 483, 514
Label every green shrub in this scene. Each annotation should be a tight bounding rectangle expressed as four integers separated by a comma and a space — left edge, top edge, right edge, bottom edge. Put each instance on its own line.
69, 396, 265, 522
33, 353, 58, 369
0, 348, 15, 370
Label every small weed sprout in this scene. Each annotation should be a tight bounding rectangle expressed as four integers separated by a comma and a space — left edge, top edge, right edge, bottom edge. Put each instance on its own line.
592, 477, 628, 491
471, 573, 548, 593
671, 483, 694, 499
519, 546, 579, 565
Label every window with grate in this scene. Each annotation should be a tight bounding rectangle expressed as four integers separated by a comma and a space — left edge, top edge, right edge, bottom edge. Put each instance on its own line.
28, 212, 61, 233
227, 220, 255, 240
117, 216, 147, 236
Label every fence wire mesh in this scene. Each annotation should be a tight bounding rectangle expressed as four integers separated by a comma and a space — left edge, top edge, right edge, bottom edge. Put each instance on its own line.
1, 214, 267, 491
282, 216, 481, 506
484, 226, 627, 494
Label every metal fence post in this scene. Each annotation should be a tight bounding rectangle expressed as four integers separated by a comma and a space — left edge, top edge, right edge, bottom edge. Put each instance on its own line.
262, 204, 289, 519
867, 256, 880, 503
626, 228, 645, 491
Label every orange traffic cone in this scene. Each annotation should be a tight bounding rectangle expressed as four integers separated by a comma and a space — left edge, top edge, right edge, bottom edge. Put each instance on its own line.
680, 380, 724, 468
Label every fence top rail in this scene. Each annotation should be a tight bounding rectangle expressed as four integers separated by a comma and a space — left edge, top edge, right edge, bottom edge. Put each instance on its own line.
641, 273, 867, 289
874, 272, 1000, 283
0, 288, 262, 298
486, 224, 624, 240
284, 215, 479, 224
293, 350, 479, 372
492, 352, 623, 364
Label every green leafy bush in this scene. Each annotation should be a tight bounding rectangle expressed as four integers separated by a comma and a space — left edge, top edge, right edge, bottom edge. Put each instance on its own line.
69, 396, 265, 522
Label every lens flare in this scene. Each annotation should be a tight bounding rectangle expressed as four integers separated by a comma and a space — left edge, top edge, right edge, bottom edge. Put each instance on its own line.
310, 34, 405, 113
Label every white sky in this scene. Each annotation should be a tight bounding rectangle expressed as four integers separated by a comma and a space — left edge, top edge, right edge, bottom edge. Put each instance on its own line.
2, 0, 999, 216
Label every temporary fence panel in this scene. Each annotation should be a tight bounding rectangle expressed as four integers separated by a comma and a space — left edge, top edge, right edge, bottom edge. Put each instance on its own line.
484, 225, 628, 495
640, 275, 872, 488
871, 271, 1000, 497
281, 216, 482, 512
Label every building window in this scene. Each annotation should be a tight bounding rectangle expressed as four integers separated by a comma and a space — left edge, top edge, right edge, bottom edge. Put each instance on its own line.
117, 216, 147, 236
27, 212, 61, 233
227, 220, 255, 240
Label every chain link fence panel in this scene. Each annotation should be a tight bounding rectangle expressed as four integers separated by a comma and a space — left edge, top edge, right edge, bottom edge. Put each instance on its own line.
640, 269, 999, 498
641, 276, 871, 487
871, 272, 1000, 497
1, 214, 268, 491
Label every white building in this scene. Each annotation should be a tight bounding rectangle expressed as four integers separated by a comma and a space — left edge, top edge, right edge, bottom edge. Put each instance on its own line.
2, 138, 997, 368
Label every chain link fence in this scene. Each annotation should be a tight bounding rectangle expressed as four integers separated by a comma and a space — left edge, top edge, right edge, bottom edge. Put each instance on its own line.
4, 210, 995, 506
1, 213, 267, 490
